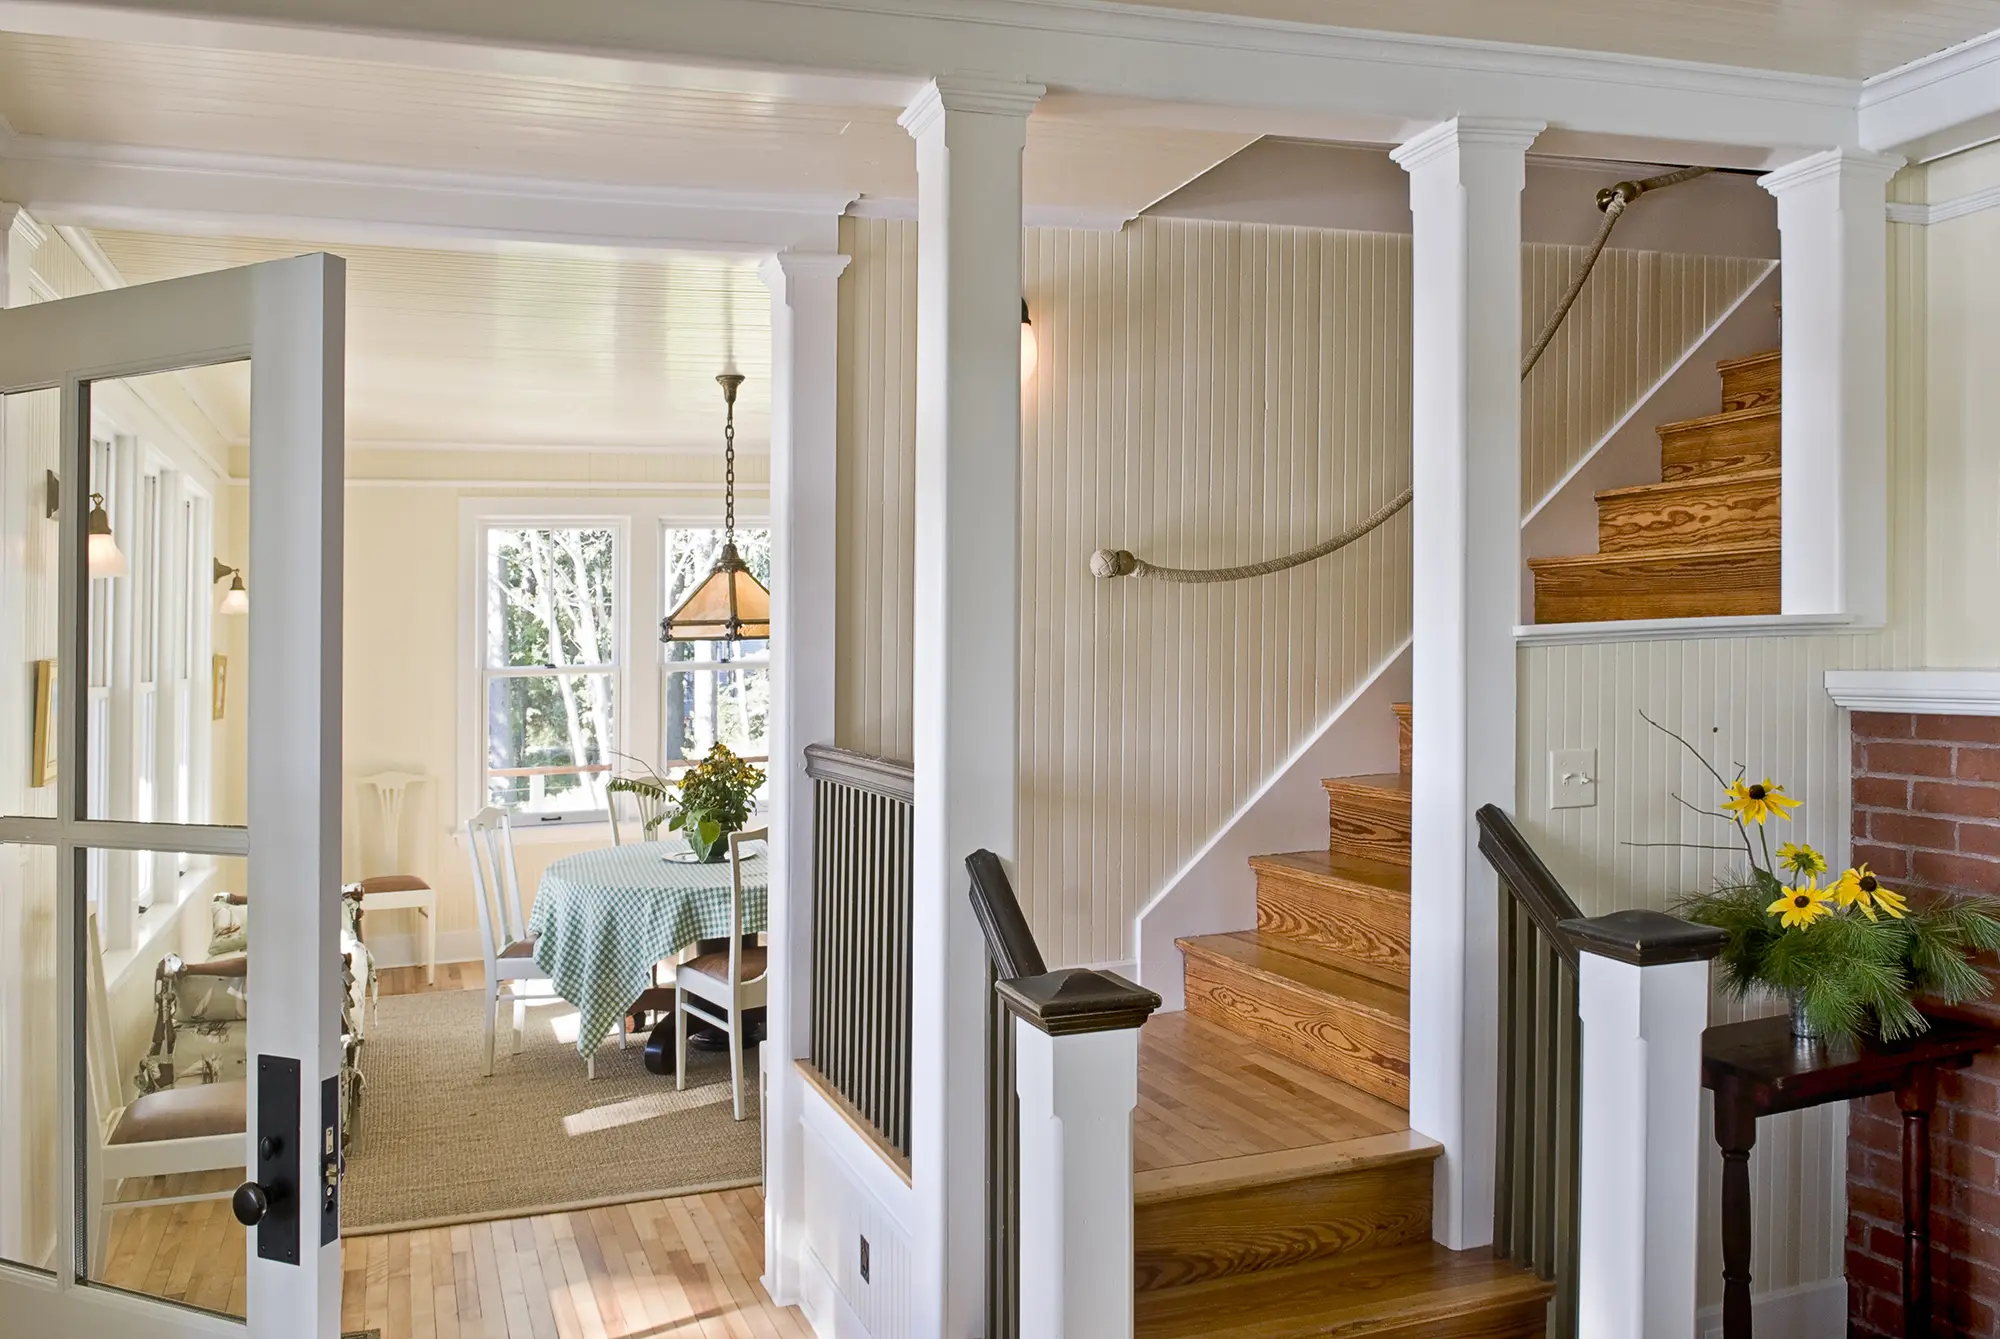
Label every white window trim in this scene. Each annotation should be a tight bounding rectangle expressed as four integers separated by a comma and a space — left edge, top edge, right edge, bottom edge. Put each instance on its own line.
456, 494, 770, 841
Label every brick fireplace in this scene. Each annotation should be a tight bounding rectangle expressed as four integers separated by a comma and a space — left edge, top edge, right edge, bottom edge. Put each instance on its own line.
1846, 708, 2000, 1338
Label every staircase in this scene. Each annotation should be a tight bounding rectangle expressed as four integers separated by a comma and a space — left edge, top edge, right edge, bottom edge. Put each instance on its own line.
1527, 348, 1782, 623
1134, 704, 1553, 1338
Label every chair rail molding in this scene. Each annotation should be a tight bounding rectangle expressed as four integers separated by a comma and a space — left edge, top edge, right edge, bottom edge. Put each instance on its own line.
1824, 669, 2000, 715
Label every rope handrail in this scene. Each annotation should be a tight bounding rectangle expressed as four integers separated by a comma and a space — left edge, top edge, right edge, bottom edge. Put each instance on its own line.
1090, 165, 1714, 585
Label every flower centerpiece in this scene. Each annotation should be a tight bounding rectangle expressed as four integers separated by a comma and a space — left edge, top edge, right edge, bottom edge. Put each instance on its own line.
607, 742, 766, 862
1642, 713, 2000, 1043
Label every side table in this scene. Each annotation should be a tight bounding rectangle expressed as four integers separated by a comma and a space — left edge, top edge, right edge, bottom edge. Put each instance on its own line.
1702, 1014, 2000, 1339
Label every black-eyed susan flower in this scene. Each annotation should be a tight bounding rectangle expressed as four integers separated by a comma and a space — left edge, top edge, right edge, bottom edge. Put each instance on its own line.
1831, 865, 1907, 921
1777, 842, 1827, 878
1767, 881, 1832, 929
1724, 777, 1802, 825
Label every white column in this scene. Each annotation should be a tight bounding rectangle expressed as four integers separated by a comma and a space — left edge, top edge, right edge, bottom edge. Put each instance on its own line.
1391, 116, 1541, 1251
1759, 148, 1902, 624
1573, 931, 1719, 1339
900, 72, 1042, 1337
757, 246, 848, 1307
1014, 1017, 1143, 1339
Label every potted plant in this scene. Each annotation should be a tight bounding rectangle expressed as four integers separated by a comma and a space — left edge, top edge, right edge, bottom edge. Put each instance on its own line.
1641, 713, 2000, 1042
609, 744, 765, 862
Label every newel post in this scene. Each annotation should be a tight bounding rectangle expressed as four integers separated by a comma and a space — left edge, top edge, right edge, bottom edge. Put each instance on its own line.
998, 969, 1160, 1339
1562, 910, 1728, 1339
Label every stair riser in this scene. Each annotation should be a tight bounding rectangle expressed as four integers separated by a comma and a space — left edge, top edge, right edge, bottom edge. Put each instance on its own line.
1325, 1299, 1556, 1339
1393, 703, 1413, 776
1256, 872, 1409, 988
1595, 477, 1780, 555
1719, 355, 1781, 413
1135, 1161, 1432, 1293
1183, 955, 1409, 1107
1324, 784, 1412, 867
1658, 411, 1779, 481
1531, 546, 1780, 625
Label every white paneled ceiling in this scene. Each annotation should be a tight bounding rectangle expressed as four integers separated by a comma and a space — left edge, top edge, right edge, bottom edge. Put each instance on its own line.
91, 230, 773, 454
0, 32, 1252, 214
1124, 0, 2000, 79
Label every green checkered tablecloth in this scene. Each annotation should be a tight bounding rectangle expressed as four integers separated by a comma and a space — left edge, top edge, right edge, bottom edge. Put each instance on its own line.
529, 843, 768, 1058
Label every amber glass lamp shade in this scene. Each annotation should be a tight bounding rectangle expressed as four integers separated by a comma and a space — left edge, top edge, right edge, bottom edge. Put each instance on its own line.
661, 542, 771, 642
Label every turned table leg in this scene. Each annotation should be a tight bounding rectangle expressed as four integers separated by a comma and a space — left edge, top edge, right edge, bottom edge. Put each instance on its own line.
1897, 1067, 1939, 1339
1715, 1078, 1758, 1339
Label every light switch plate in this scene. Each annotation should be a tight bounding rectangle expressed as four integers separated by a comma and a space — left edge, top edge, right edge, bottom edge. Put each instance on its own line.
1550, 749, 1597, 810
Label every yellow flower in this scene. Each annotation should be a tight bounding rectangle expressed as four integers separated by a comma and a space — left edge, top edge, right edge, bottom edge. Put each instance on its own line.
1777, 842, 1828, 877
1724, 777, 1802, 825
1831, 865, 1907, 921
1767, 881, 1833, 930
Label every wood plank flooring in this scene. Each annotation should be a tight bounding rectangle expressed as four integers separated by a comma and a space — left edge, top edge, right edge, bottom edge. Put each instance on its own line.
96, 958, 807, 1337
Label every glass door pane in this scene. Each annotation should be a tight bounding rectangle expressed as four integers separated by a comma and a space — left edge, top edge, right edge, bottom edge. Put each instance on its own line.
0, 843, 60, 1276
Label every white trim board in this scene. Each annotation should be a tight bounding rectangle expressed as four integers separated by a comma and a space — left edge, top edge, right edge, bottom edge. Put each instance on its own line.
1517, 613, 1858, 646
1697, 1277, 1848, 1339
1862, 25, 2000, 163
1824, 669, 2000, 715
1885, 183, 2000, 226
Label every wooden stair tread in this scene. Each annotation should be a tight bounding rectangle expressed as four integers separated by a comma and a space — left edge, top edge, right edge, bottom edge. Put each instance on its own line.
1653, 402, 1778, 436
1135, 1242, 1558, 1339
1529, 541, 1780, 623
1322, 772, 1410, 798
1527, 538, 1780, 574
1715, 349, 1780, 375
1594, 466, 1781, 503
1135, 1012, 1408, 1176
1136, 1129, 1441, 1207
1178, 932, 1409, 1023
1250, 850, 1411, 899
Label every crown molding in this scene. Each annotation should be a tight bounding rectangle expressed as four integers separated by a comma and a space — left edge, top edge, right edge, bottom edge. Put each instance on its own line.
847, 194, 1134, 231
1757, 145, 1904, 194
3, 202, 46, 251
1860, 25, 2000, 161
1391, 116, 1546, 171
1825, 669, 2000, 716
1881, 182, 2000, 227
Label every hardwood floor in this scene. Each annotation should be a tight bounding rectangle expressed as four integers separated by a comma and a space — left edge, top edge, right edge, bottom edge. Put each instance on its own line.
97, 957, 808, 1337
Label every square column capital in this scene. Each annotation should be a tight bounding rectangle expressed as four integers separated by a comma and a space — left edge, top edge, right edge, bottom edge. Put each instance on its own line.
759, 250, 850, 303
900, 74, 1045, 141
1758, 146, 1905, 197
1391, 116, 1545, 175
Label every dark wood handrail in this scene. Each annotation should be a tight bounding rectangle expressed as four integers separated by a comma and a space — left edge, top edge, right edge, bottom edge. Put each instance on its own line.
804, 743, 914, 802
966, 849, 1046, 980
1476, 803, 1585, 967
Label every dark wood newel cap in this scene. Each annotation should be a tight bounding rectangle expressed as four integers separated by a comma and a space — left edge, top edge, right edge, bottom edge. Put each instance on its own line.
996, 968, 1162, 1037
1559, 908, 1728, 967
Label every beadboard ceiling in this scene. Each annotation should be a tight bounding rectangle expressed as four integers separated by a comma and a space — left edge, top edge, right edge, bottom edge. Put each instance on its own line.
0, 31, 1252, 216
90, 229, 774, 455
1122, 0, 2000, 79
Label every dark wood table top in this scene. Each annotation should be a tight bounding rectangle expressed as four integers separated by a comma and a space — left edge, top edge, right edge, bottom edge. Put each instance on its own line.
1702, 1014, 2000, 1116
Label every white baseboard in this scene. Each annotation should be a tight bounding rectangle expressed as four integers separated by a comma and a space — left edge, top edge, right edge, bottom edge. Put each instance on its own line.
360, 927, 483, 971
1697, 1277, 1847, 1339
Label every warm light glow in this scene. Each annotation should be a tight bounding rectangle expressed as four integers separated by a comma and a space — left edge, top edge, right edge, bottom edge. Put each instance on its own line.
218, 574, 249, 615
1021, 301, 1038, 384
86, 494, 127, 578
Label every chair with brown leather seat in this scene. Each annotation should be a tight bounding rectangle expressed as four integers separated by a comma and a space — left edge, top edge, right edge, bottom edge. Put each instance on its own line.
350, 769, 437, 1000
464, 806, 557, 1077
674, 827, 769, 1120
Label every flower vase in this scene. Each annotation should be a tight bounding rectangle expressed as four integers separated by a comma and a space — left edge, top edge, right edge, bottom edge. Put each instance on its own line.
1789, 990, 1823, 1042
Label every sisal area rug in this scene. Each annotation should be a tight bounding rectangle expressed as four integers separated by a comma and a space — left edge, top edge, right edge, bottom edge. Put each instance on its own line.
340, 989, 761, 1235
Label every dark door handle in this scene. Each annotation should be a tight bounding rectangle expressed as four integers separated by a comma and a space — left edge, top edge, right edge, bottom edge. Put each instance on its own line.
233, 1177, 287, 1227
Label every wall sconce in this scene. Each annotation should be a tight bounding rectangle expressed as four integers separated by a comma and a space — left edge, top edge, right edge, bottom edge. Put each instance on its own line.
46, 471, 130, 577
212, 558, 249, 615
1020, 298, 1038, 384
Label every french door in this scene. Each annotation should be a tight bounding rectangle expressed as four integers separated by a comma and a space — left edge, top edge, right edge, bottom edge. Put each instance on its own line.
0, 254, 346, 1337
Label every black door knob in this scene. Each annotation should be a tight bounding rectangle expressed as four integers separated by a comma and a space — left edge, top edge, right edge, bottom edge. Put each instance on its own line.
232, 1181, 270, 1227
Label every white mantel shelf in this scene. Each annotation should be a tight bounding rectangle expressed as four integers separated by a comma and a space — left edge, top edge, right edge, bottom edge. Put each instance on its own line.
1824, 669, 2000, 716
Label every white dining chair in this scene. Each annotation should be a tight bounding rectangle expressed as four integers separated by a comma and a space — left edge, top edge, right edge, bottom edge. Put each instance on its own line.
464, 806, 556, 1077
349, 769, 437, 995
675, 826, 768, 1119
608, 781, 671, 847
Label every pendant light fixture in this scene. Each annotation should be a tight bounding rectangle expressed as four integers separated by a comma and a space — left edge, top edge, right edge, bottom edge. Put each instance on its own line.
660, 372, 770, 643
86, 492, 128, 578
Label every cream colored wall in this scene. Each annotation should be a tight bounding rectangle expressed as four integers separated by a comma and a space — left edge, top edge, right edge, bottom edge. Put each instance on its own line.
1922, 141, 2000, 668
837, 214, 1771, 966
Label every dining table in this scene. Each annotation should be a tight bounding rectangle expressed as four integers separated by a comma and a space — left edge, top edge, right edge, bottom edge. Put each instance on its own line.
529, 841, 769, 1060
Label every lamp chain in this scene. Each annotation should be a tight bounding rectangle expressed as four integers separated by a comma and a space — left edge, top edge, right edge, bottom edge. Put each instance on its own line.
723, 396, 736, 542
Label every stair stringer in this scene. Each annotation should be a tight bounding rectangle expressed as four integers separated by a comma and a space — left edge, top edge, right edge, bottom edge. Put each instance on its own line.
1519, 262, 1780, 621
1134, 640, 1409, 1012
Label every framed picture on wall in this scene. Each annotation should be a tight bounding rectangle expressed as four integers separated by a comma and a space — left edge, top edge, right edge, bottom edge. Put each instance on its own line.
30, 658, 56, 788
212, 653, 228, 720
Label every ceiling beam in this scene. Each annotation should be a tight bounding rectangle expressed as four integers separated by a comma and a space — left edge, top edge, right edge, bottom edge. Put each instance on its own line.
1860, 28, 2000, 162
0, 133, 852, 255
0, 0, 1859, 164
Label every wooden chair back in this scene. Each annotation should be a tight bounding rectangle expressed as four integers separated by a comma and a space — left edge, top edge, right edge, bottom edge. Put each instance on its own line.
357, 769, 427, 877
728, 827, 769, 989
464, 806, 527, 963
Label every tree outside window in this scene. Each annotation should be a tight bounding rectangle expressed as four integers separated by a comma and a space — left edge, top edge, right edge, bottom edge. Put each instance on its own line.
483, 525, 619, 816
661, 526, 770, 768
